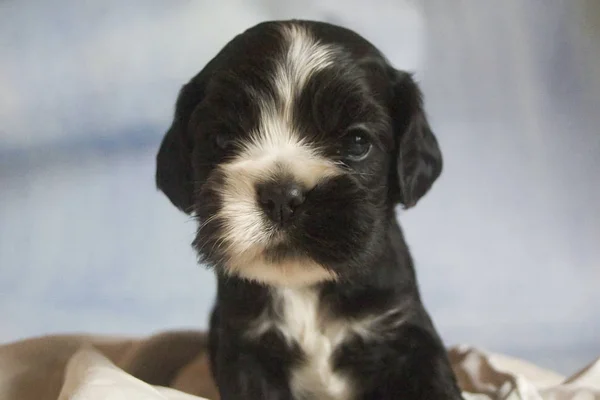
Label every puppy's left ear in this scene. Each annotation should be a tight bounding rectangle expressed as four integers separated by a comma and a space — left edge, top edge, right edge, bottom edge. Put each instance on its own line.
388, 69, 443, 208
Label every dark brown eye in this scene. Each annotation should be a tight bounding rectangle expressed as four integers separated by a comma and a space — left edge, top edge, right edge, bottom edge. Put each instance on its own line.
338, 129, 372, 161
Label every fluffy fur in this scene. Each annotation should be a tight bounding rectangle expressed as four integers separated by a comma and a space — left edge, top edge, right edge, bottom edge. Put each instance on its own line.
156, 20, 463, 400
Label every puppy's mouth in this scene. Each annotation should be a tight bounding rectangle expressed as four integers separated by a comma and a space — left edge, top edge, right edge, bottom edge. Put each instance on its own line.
193, 155, 377, 286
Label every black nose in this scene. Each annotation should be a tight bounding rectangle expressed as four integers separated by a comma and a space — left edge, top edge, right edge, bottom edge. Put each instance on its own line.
257, 182, 305, 225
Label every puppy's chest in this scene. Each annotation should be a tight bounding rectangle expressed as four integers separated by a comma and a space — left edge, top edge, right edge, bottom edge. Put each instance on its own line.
251, 288, 357, 400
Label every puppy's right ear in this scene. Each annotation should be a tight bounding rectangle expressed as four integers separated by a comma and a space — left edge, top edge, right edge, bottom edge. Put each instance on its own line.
156, 78, 207, 214
157, 33, 243, 213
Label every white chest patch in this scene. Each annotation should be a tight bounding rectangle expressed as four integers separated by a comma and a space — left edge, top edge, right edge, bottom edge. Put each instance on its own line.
274, 287, 354, 400
247, 287, 411, 399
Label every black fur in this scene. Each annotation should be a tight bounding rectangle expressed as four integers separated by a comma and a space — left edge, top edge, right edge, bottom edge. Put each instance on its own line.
156, 20, 461, 400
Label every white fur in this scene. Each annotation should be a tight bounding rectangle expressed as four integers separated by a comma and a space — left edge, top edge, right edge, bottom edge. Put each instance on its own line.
247, 287, 410, 400
279, 288, 353, 400
249, 287, 353, 399
274, 24, 337, 120
212, 23, 342, 286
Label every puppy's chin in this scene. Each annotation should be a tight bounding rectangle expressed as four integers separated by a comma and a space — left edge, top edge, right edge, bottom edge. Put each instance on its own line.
194, 173, 378, 287
224, 250, 337, 287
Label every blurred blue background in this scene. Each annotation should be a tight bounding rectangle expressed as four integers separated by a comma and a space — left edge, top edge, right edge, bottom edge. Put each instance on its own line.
1, 0, 599, 375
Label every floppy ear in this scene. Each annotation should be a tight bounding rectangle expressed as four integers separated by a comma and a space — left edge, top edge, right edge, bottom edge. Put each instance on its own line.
156, 34, 242, 214
155, 81, 205, 214
388, 69, 443, 208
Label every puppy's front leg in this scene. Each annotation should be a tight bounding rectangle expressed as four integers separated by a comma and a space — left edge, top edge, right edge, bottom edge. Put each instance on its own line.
372, 356, 463, 399
216, 362, 291, 400
214, 333, 293, 400
358, 324, 464, 400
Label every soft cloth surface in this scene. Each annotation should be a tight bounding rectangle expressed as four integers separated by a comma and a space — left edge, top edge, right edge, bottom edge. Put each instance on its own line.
0, 331, 598, 400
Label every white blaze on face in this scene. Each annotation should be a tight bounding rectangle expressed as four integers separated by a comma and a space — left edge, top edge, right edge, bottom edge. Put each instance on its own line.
213, 23, 342, 286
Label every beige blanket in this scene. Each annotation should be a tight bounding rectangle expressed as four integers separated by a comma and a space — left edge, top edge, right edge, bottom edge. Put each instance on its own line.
0, 331, 598, 400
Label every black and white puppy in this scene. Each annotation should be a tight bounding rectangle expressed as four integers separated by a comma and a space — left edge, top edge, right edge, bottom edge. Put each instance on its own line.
156, 20, 463, 400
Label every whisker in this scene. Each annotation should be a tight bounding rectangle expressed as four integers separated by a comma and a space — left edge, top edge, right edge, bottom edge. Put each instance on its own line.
197, 214, 221, 231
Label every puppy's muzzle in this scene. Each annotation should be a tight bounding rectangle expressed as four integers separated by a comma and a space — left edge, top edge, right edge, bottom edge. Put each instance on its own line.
257, 181, 306, 226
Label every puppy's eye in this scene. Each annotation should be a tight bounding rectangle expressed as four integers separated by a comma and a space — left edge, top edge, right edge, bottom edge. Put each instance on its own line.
338, 129, 372, 161
215, 133, 234, 151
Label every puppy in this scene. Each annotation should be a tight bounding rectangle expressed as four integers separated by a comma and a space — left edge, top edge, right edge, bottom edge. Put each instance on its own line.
156, 20, 463, 400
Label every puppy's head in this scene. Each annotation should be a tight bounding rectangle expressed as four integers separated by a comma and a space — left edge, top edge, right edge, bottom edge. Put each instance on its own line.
156, 21, 442, 286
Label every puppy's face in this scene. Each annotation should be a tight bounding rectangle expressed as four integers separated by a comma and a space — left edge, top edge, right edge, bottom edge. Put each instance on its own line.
156, 21, 442, 286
